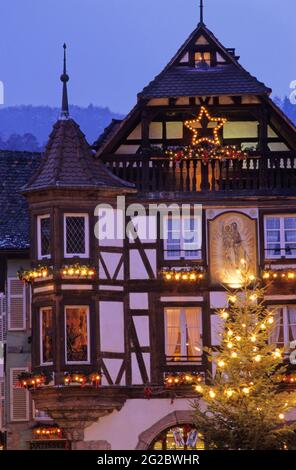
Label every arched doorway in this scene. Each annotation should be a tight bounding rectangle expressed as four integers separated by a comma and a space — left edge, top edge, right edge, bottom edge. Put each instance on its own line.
136, 410, 204, 450
149, 424, 204, 450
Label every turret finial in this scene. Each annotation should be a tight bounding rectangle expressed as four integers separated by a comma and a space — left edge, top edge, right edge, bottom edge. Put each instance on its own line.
199, 0, 204, 25
60, 43, 69, 119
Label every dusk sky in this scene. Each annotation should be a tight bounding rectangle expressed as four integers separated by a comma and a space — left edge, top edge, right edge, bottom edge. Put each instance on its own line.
0, 0, 295, 114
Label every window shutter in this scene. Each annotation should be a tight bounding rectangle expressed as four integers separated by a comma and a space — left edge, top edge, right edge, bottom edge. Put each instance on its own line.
8, 278, 26, 331
10, 368, 29, 422
0, 379, 4, 429
0, 293, 7, 341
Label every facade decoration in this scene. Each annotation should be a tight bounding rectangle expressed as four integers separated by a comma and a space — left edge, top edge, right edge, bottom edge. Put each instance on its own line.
209, 212, 257, 287
1, 4, 296, 451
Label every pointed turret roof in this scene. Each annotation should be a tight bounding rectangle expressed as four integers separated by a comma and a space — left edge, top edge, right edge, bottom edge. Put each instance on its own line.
23, 45, 134, 193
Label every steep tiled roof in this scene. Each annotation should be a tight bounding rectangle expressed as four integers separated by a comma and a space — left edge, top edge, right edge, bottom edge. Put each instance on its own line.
139, 64, 269, 98
0, 151, 41, 250
23, 119, 134, 192
139, 23, 271, 99
93, 119, 122, 150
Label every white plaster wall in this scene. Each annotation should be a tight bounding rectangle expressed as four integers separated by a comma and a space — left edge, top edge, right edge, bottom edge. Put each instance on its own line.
206, 208, 258, 221
85, 398, 206, 450
129, 250, 157, 280
133, 317, 150, 347
102, 359, 125, 385
210, 292, 228, 309
100, 302, 124, 353
130, 293, 149, 310
131, 352, 150, 384
100, 252, 123, 279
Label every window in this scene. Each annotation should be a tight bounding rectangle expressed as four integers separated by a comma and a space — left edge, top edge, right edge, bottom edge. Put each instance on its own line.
264, 216, 296, 258
150, 425, 204, 450
195, 52, 211, 67
269, 305, 296, 349
37, 215, 51, 259
40, 307, 53, 365
164, 307, 202, 362
64, 214, 89, 258
164, 217, 201, 260
65, 306, 90, 364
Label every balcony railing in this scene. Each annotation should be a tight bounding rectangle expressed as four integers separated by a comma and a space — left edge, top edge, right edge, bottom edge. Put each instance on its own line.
102, 151, 296, 194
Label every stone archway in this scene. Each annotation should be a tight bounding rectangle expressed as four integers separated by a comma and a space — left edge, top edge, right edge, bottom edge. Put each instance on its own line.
135, 410, 194, 450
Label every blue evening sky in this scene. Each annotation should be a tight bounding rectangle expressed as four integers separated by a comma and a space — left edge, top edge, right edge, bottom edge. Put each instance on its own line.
0, 0, 295, 114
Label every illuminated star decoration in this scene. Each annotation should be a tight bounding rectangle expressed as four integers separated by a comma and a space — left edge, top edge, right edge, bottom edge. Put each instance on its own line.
184, 106, 227, 146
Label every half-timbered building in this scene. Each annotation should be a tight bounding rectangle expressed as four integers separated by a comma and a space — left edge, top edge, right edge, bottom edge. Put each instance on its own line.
2, 7, 296, 450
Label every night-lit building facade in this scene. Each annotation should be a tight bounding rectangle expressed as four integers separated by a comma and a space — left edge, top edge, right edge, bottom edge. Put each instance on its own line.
1, 11, 296, 450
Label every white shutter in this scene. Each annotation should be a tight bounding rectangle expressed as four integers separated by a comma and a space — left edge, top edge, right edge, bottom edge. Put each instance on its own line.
8, 278, 26, 331
0, 380, 4, 429
10, 368, 29, 422
0, 294, 7, 341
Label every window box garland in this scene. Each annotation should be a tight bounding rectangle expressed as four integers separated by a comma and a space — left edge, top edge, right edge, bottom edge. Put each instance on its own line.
17, 371, 53, 389
162, 266, 206, 282
263, 269, 296, 282
164, 372, 204, 388
61, 263, 95, 278
64, 372, 102, 388
17, 263, 96, 284
32, 425, 63, 440
17, 266, 53, 284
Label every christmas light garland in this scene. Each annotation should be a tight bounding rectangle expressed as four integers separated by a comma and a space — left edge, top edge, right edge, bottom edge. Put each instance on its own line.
162, 267, 205, 282
165, 106, 248, 164
184, 106, 227, 147
33, 426, 63, 440
61, 264, 96, 278
263, 269, 296, 281
18, 266, 52, 284
164, 372, 204, 388
17, 264, 96, 284
64, 372, 102, 388
18, 371, 53, 389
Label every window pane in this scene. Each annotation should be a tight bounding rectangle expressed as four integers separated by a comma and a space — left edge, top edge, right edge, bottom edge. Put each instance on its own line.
288, 307, 296, 342
285, 232, 296, 243
41, 308, 53, 364
185, 308, 202, 357
66, 216, 86, 254
165, 308, 202, 361
284, 218, 296, 230
66, 307, 88, 363
266, 231, 280, 243
266, 218, 280, 230
165, 309, 181, 358
40, 217, 50, 257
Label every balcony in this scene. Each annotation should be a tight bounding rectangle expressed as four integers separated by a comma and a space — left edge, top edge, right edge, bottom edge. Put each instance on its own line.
102, 151, 296, 196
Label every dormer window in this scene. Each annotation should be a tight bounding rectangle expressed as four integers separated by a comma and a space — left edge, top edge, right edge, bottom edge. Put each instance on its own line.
64, 213, 89, 258
195, 52, 211, 67
37, 215, 51, 260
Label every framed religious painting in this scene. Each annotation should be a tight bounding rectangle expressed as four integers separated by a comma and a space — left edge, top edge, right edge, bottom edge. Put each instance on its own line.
209, 211, 258, 287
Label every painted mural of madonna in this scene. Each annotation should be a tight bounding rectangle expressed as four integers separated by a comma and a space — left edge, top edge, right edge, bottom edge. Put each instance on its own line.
209, 212, 257, 287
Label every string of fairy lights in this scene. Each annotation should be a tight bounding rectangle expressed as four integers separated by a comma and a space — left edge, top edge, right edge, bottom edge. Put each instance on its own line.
165, 105, 248, 163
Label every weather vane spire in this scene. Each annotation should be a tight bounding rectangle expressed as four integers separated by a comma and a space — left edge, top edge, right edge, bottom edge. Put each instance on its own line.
199, 0, 204, 24
60, 43, 69, 119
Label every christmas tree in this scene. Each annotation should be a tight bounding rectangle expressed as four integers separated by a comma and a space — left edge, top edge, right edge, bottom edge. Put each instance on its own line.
193, 272, 296, 450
